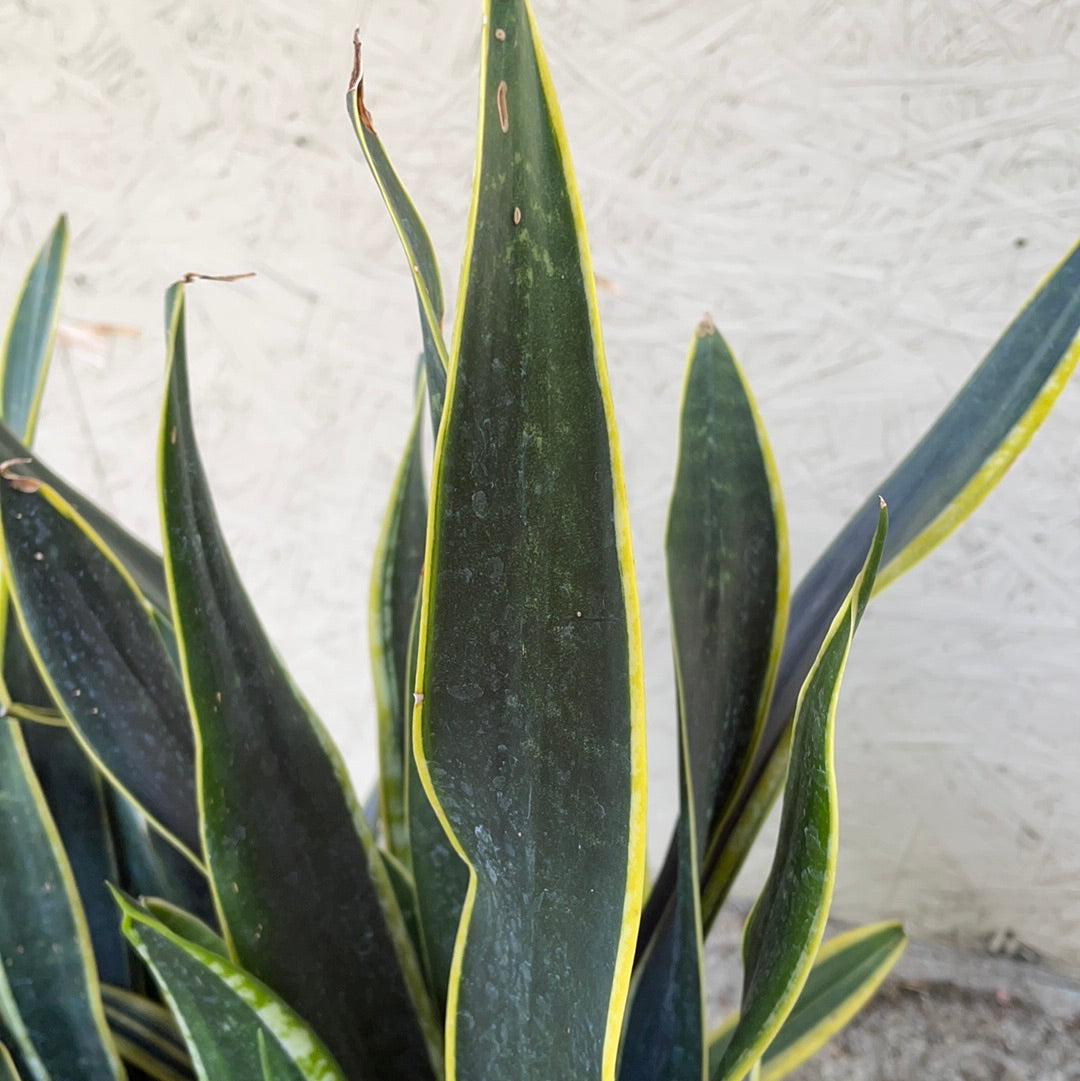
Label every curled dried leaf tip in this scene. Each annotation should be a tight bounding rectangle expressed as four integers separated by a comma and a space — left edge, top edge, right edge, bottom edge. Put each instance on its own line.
349, 30, 376, 132
0, 458, 40, 494
179, 271, 256, 285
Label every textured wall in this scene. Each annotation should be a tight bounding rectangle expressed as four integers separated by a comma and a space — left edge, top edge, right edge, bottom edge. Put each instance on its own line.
1, 0, 1078, 968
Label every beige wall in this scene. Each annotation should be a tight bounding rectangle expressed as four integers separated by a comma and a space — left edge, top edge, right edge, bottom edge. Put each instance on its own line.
2, 0, 1078, 968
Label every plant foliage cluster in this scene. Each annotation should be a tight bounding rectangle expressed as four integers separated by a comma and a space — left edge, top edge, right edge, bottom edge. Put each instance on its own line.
0, 2, 1077, 1079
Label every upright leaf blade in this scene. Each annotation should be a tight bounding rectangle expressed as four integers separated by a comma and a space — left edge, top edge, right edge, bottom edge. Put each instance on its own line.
698, 242, 1080, 932
159, 284, 440, 1081
369, 374, 427, 862
0, 479, 199, 862
413, 3, 646, 1079
0, 720, 124, 1079
116, 894, 345, 1081
712, 505, 887, 1081
623, 320, 786, 1081
0, 215, 67, 442
347, 43, 448, 430
0, 1042, 22, 1081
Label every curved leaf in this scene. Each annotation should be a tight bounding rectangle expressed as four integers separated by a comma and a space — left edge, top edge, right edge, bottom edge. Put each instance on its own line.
0, 719, 124, 1079
116, 893, 345, 1081
0, 422, 168, 621
347, 39, 448, 430
0, 478, 200, 862
712, 504, 886, 1081
0, 215, 66, 443
705, 921, 905, 1078
698, 242, 1080, 932
159, 284, 440, 1081
404, 583, 466, 1017
369, 373, 427, 862
413, 3, 646, 1079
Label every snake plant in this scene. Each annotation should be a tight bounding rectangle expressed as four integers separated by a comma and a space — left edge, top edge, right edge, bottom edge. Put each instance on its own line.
0, 2, 1077, 1079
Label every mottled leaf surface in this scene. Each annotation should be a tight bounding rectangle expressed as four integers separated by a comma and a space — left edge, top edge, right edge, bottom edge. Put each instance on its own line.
0, 481, 198, 861
159, 285, 439, 1081
413, 3, 645, 1079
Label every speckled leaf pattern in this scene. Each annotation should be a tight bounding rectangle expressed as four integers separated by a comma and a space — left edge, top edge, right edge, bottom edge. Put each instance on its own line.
0, 480, 200, 862
712, 505, 887, 1081
369, 376, 427, 863
0, 422, 169, 621
412, 2, 646, 1079
158, 284, 440, 1081
0, 719, 124, 1080
624, 322, 787, 1080
699, 241, 1080, 934
347, 47, 448, 431
116, 894, 345, 1081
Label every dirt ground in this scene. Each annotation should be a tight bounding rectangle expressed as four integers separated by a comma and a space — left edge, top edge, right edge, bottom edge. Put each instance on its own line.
705, 906, 1080, 1080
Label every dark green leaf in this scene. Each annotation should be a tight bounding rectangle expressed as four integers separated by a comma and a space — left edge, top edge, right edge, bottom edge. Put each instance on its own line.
116, 893, 345, 1081
0, 215, 66, 442
369, 375, 427, 862
404, 584, 466, 1018
0, 1040, 22, 1081
159, 284, 440, 1081
0, 421, 169, 625
700, 242, 1080, 932
347, 42, 448, 431
21, 723, 130, 989
0, 479, 199, 862
142, 900, 227, 961
0, 720, 123, 1078
712, 505, 886, 1081
413, 3, 646, 1077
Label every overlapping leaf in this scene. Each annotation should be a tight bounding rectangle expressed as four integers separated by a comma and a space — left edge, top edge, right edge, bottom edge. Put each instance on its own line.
159, 283, 440, 1080
712, 504, 886, 1081
413, 2, 646, 1078
623, 321, 786, 1080
116, 894, 345, 1081
0, 479, 199, 862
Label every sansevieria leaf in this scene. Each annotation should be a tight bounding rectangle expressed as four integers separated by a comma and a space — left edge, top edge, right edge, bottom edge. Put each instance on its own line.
413, 2, 645, 1079
0, 479, 200, 862
0, 215, 66, 442
698, 242, 1080, 930
0, 718, 124, 1080
369, 372, 427, 863
624, 320, 787, 1080
159, 283, 440, 1081
347, 39, 448, 431
706, 921, 905, 1081
712, 504, 887, 1081
115, 892, 345, 1081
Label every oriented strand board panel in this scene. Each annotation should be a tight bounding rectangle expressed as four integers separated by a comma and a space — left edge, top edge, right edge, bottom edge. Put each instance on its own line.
1, 0, 1078, 967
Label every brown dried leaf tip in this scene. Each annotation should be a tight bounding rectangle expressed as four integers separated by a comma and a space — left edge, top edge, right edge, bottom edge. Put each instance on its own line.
696, 313, 717, 338
0, 458, 41, 494
349, 30, 376, 133
179, 272, 256, 285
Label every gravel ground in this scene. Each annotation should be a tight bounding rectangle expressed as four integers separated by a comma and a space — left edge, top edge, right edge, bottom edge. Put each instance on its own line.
705, 905, 1080, 1080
